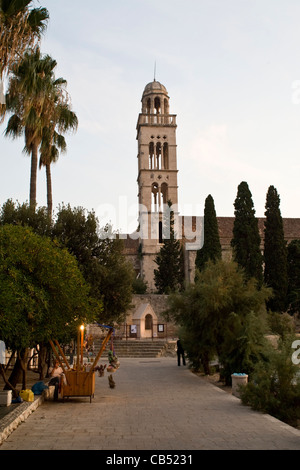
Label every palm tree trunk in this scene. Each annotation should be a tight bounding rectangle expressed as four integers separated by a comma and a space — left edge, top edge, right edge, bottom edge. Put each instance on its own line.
30, 141, 38, 209
46, 162, 53, 220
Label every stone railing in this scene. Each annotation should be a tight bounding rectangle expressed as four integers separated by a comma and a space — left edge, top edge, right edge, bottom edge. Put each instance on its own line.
137, 113, 177, 127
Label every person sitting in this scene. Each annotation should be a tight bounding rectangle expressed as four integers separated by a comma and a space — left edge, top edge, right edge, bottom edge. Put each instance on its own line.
48, 360, 64, 401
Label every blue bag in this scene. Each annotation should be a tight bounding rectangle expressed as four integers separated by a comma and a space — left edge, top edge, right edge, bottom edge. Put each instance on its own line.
31, 381, 48, 395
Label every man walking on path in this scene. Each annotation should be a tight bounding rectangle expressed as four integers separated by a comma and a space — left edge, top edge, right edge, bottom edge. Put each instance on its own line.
177, 339, 186, 366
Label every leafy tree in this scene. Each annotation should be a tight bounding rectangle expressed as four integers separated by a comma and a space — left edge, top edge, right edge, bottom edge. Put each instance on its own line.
231, 181, 263, 286
88, 227, 135, 325
195, 194, 221, 274
165, 259, 271, 383
0, 198, 51, 236
264, 185, 288, 312
154, 201, 185, 294
0, 224, 98, 391
0, 0, 49, 79
286, 240, 300, 315
53, 205, 134, 325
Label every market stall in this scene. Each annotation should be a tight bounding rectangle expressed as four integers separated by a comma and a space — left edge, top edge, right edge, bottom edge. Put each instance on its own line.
49, 325, 113, 402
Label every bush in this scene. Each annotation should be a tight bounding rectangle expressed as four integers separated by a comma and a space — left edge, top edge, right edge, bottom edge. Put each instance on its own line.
240, 335, 300, 427
132, 277, 148, 294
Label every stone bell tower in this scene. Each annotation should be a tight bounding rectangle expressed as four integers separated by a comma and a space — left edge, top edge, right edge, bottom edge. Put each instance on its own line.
136, 80, 179, 291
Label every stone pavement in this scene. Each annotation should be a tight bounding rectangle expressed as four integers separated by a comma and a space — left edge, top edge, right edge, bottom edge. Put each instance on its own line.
0, 357, 299, 451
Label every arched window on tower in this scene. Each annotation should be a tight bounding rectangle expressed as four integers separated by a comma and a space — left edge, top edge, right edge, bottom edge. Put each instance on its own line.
152, 183, 159, 212
149, 142, 154, 169
163, 143, 169, 169
154, 97, 161, 114
164, 98, 169, 114
156, 142, 162, 170
146, 98, 151, 114
159, 221, 163, 243
161, 183, 168, 209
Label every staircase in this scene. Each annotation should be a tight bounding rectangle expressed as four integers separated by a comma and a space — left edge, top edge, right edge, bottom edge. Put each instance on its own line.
93, 339, 173, 359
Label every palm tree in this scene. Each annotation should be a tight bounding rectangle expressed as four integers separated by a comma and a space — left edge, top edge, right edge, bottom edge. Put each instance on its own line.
0, 0, 49, 78
39, 99, 78, 219
4, 48, 60, 208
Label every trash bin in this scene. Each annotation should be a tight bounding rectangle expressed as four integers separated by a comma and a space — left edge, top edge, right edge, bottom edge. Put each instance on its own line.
231, 373, 248, 398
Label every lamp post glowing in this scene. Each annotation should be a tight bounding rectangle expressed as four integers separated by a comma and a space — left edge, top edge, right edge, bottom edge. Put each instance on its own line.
77, 324, 85, 371
80, 324, 85, 368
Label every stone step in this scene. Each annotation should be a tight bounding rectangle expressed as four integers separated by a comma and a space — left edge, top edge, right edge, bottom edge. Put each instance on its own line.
92, 340, 170, 358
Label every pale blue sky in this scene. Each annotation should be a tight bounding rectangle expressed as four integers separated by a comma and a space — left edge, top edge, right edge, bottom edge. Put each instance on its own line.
1, 0, 300, 231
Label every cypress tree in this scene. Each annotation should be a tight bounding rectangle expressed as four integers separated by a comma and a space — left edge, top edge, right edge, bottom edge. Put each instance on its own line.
231, 181, 263, 285
154, 201, 185, 294
286, 240, 300, 315
195, 194, 222, 273
264, 185, 288, 312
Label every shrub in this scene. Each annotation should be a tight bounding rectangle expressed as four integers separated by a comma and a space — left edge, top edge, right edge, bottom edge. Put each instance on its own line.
240, 335, 300, 427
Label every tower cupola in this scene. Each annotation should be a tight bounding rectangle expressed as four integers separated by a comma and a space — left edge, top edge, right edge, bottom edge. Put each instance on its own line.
141, 80, 170, 116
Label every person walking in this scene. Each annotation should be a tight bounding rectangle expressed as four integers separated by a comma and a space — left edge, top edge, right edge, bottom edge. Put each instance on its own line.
177, 339, 186, 366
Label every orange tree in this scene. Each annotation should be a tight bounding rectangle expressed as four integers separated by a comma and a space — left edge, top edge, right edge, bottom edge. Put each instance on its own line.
0, 224, 99, 392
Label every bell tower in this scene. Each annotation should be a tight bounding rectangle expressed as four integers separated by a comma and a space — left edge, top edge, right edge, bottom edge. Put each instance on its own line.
136, 80, 179, 290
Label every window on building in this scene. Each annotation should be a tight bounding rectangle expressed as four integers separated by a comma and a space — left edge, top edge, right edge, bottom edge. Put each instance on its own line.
159, 221, 163, 243
154, 97, 161, 114
163, 143, 169, 169
149, 142, 154, 169
156, 142, 162, 169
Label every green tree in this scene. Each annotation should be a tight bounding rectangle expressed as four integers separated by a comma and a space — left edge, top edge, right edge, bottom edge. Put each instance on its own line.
0, 0, 49, 78
264, 185, 288, 312
286, 240, 300, 314
0, 199, 51, 236
53, 205, 134, 325
0, 224, 98, 391
231, 181, 263, 286
154, 201, 185, 294
195, 194, 221, 274
165, 260, 271, 383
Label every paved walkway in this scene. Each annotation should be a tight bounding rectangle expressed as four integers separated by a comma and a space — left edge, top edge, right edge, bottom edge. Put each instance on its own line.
0, 358, 299, 451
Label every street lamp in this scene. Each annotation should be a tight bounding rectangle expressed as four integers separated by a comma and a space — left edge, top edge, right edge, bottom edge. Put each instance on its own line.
80, 324, 85, 368
77, 324, 85, 370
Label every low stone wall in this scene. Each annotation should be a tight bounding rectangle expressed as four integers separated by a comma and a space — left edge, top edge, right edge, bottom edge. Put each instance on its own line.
0, 395, 44, 446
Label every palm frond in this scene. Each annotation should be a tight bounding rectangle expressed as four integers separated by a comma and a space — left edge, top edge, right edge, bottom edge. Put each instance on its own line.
0, 0, 32, 17
27, 7, 49, 35
4, 113, 22, 137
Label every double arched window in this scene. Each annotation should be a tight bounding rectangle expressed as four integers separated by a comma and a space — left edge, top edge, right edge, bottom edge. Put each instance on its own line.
151, 182, 168, 212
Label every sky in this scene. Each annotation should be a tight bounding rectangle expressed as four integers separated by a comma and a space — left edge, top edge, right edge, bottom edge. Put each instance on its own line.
1, 0, 300, 232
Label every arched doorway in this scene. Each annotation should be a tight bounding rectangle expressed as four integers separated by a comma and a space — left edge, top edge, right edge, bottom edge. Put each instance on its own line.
144, 314, 153, 338
132, 303, 158, 339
